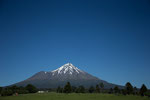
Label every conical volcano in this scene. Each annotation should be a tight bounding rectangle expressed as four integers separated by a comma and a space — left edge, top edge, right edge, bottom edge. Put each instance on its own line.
13, 63, 122, 89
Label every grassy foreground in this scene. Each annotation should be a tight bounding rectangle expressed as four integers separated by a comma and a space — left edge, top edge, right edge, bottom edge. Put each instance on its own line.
0, 93, 149, 100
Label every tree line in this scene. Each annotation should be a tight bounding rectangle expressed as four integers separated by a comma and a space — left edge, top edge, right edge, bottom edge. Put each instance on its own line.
57, 82, 150, 97
0, 84, 38, 96
0, 82, 149, 97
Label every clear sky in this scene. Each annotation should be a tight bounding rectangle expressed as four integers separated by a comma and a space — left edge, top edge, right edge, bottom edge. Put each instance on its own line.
0, 0, 150, 88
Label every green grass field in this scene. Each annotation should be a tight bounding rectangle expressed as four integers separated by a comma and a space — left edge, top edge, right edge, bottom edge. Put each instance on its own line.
0, 93, 149, 100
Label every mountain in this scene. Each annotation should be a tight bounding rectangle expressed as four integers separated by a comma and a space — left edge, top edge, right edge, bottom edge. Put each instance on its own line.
13, 63, 123, 89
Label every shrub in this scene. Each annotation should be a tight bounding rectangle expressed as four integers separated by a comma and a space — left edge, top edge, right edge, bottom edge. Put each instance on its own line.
1, 89, 13, 96
26, 84, 38, 93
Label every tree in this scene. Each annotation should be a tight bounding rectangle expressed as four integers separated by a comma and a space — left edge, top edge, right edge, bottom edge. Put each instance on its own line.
109, 88, 113, 94
1, 88, 13, 96
10, 85, 18, 93
140, 84, 148, 96
0, 86, 29, 96
78, 86, 85, 93
114, 86, 119, 94
121, 89, 127, 95
145, 91, 150, 97
0, 87, 2, 94
25, 84, 38, 93
99, 83, 104, 92
100, 83, 104, 89
89, 86, 95, 93
57, 86, 61, 93
63, 82, 72, 93
95, 84, 100, 93
75, 86, 85, 93
125, 82, 133, 95
133, 87, 138, 95
17, 86, 28, 94
75, 87, 80, 93
72, 86, 77, 93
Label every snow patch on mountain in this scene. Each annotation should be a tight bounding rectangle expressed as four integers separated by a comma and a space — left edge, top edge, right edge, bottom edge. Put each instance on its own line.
51, 63, 83, 75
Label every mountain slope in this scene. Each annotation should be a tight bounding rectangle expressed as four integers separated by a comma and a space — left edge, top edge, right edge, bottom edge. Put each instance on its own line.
14, 63, 122, 89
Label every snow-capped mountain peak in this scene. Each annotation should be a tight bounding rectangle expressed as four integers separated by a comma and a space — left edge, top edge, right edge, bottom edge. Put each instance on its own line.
14, 63, 120, 89
51, 63, 83, 75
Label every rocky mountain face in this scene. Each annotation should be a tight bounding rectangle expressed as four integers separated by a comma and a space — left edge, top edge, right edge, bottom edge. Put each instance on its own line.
14, 63, 122, 89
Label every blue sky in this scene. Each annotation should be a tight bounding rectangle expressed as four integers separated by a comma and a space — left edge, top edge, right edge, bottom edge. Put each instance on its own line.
0, 0, 150, 88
